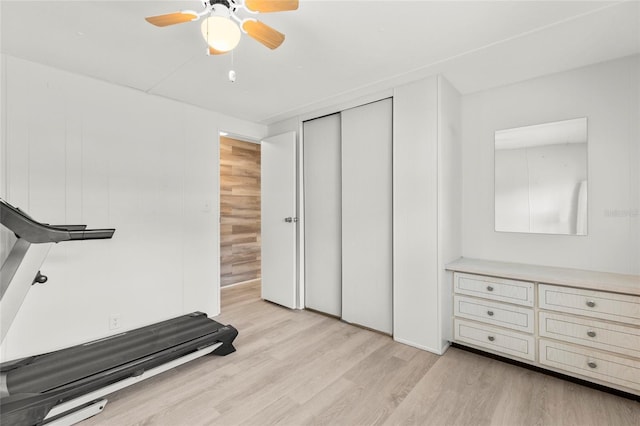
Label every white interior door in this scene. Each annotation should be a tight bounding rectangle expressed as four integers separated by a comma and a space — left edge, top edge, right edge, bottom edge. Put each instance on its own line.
261, 132, 297, 309
341, 98, 393, 334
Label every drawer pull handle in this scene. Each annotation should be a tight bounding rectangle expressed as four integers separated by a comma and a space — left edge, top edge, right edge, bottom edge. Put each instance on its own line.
587, 361, 597, 369
486, 286, 494, 292
487, 310, 494, 317
587, 331, 596, 338
487, 336, 495, 342
586, 300, 596, 308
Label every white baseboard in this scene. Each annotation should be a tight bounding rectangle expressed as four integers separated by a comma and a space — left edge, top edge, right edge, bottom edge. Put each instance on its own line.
393, 336, 450, 355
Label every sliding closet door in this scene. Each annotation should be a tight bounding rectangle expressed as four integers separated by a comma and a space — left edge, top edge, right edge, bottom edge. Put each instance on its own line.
341, 98, 393, 334
303, 114, 342, 316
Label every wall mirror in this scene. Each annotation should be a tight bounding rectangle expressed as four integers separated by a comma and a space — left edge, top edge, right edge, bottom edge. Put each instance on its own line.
495, 117, 588, 235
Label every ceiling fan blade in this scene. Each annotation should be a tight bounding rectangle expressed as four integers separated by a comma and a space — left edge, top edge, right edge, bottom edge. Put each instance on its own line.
244, 0, 299, 13
145, 11, 198, 27
242, 20, 285, 50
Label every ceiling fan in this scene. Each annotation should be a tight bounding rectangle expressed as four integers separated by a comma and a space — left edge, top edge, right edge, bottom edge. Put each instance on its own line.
145, 0, 298, 55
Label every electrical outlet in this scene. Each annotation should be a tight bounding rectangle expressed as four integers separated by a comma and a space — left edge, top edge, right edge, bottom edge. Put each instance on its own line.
109, 314, 122, 330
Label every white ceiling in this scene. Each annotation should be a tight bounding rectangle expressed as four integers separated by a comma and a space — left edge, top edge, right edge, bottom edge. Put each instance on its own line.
1, 1, 639, 125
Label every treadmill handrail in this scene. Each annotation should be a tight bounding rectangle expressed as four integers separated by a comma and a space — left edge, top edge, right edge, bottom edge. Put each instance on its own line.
51, 225, 87, 231
0, 199, 115, 243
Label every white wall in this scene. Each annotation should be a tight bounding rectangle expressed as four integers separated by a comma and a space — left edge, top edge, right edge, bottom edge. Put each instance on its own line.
462, 55, 640, 274
393, 76, 439, 351
437, 76, 462, 347
268, 117, 300, 139
392, 75, 462, 354
0, 55, 266, 360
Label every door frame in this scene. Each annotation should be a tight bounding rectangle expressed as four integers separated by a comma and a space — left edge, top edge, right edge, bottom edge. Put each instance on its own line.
296, 122, 305, 309
217, 129, 305, 310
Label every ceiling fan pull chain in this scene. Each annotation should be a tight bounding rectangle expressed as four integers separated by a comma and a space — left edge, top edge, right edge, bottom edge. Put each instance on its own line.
228, 50, 237, 83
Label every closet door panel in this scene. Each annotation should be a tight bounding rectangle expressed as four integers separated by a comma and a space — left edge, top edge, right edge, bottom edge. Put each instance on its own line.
303, 114, 342, 316
341, 98, 393, 334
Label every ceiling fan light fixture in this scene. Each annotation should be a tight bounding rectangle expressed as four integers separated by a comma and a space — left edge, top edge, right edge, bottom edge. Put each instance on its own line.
146, 0, 297, 54
200, 15, 241, 52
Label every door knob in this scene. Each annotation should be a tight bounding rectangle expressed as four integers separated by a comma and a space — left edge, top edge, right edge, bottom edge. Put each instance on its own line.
284, 217, 293, 223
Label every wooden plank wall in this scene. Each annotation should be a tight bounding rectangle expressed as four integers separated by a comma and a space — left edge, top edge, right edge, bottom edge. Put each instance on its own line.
220, 136, 261, 286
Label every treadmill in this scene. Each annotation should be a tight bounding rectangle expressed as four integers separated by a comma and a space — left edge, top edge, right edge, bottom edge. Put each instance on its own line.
0, 199, 238, 425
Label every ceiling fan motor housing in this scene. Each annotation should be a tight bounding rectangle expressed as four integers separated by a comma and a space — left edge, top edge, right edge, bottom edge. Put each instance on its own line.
204, 0, 233, 9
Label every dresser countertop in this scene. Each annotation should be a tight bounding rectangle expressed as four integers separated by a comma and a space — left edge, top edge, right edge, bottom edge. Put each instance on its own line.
446, 257, 640, 296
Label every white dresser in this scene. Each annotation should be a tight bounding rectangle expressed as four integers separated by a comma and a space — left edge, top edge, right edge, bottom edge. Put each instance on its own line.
447, 258, 640, 396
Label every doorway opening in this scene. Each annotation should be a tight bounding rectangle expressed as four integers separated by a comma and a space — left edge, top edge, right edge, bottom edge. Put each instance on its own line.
219, 133, 262, 298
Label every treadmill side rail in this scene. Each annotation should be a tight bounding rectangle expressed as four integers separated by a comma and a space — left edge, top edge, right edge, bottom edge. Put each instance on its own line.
46, 399, 107, 426
43, 343, 223, 424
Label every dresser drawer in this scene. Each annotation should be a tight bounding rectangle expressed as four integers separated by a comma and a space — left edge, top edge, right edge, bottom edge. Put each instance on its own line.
454, 273, 534, 307
454, 295, 534, 333
539, 284, 640, 325
454, 319, 535, 361
539, 339, 640, 392
539, 312, 640, 358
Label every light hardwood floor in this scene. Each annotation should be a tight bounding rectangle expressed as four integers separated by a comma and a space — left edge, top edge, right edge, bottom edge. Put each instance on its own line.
81, 281, 640, 425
